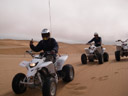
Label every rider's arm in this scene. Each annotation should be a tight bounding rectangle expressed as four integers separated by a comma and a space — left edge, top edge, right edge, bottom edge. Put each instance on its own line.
99, 37, 102, 44
88, 38, 95, 44
30, 41, 43, 52
52, 38, 59, 53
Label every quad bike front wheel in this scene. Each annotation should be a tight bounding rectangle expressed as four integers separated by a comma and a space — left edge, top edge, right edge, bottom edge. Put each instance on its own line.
62, 64, 74, 82
115, 51, 120, 61
103, 52, 109, 62
42, 77, 57, 96
12, 73, 27, 94
97, 53, 103, 64
81, 53, 87, 64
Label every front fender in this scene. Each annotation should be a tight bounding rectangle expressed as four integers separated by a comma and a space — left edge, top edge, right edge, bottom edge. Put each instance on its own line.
19, 61, 29, 67
27, 69, 37, 77
38, 61, 56, 74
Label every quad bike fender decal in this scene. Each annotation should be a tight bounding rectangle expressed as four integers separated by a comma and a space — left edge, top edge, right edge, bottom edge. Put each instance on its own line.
20, 61, 29, 67
38, 61, 53, 68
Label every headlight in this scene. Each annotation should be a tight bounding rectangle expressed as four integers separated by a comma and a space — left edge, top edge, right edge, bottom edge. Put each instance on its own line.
30, 63, 36, 67
29, 62, 38, 68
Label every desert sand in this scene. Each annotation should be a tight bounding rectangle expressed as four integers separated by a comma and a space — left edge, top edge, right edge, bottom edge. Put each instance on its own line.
0, 39, 128, 96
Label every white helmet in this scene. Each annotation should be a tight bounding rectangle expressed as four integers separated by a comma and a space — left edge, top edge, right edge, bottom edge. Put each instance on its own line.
94, 32, 98, 36
41, 28, 50, 38
41, 28, 50, 34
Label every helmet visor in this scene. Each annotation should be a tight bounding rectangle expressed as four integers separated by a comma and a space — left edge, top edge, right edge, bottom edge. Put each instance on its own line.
94, 35, 98, 36
41, 33, 50, 37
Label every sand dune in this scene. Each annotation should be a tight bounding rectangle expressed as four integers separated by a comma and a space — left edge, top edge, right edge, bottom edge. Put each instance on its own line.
0, 39, 128, 96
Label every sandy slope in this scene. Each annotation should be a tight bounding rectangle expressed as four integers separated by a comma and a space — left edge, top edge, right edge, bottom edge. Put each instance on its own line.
0, 40, 128, 96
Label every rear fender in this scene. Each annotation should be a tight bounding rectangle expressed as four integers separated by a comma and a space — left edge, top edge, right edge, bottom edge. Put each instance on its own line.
116, 44, 122, 46
55, 55, 68, 71
103, 48, 106, 53
123, 46, 128, 50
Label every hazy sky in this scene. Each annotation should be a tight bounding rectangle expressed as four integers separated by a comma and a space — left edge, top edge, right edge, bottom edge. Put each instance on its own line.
0, 0, 128, 44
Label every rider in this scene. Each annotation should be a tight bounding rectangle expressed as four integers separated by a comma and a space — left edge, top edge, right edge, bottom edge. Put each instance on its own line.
30, 28, 59, 63
87, 32, 102, 47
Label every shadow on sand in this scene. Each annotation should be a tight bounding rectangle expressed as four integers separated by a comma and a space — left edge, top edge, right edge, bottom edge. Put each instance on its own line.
76, 61, 102, 67
110, 57, 128, 63
3, 80, 69, 96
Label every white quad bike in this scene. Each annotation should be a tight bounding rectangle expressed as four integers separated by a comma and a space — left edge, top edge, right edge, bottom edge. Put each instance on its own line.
115, 39, 128, 61
81, 44, 109, 64
12, 50, 74, 96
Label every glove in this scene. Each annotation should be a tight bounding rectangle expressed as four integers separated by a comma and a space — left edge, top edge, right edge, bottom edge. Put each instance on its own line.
51, 50, 55, 54
86, 43, 90, 45
30, 39, 34, 45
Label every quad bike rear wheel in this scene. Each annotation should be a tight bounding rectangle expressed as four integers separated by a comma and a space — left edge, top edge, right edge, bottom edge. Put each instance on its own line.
62, 64, 74, 82
12, 73, 27, 94
115, 51, 120, 61
81, 53, 87, 64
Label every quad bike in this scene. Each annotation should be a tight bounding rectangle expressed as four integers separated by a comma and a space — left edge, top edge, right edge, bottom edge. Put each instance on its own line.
115, 39, 128, 61
81, 43, 109, 64
12, 50, 74, 96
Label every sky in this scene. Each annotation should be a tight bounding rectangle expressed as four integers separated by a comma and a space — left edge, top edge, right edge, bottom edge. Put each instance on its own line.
0, 0, 128, 44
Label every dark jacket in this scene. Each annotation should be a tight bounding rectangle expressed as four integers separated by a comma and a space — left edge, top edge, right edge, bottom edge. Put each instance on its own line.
30, 38, 59, 53
88, 37, 102, 47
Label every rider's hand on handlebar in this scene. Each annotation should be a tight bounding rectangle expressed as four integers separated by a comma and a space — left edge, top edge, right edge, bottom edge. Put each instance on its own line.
30, 39, 34, 45
116, 40, 121, 42
86, 43, 90, 45
51, 50, 55, 54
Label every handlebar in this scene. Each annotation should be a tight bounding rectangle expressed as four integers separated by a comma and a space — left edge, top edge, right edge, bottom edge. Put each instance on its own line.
26, 50, 55, 58
26, 50, 34, 57
86, 43, 95, 45
116, 39, 128, 43
41, 51, 55, 56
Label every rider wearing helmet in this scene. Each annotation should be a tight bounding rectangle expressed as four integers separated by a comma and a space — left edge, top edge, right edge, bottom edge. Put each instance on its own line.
30, 28, 59, 62
87, 32, 102, 47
